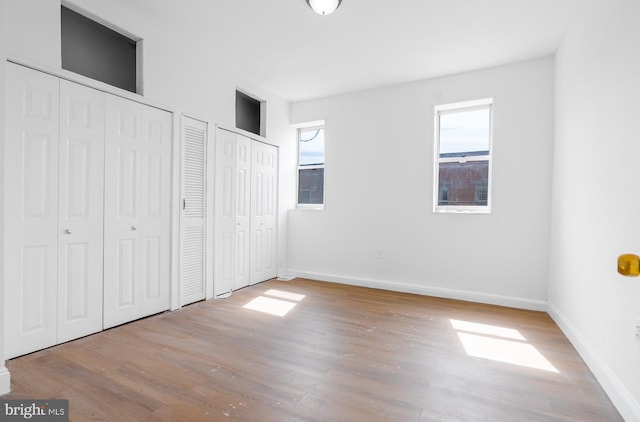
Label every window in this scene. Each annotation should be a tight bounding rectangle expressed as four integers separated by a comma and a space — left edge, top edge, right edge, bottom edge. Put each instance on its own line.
61, 5, 140, 93
236, 90, 265, 137
297, 126, 325, 208
434, 99, 493, 213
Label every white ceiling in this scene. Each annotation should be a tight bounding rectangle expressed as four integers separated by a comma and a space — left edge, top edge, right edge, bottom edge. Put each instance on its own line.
136, 0, 584, 102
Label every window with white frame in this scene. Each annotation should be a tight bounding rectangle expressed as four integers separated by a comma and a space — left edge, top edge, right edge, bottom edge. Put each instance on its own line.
297, 126, 325, 207
434, 99, 493, 213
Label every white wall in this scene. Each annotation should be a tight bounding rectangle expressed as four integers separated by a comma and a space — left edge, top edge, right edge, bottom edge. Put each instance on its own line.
288, 58, 554, 309
3, 0, 296, 289
0, 0, 10, 396
549, 0, 640, 420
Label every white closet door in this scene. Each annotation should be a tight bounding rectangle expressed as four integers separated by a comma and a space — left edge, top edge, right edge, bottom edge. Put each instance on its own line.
250, 142, 278, 285
235, 135, 252, 290
57, 79, 105, 343
4, 64, 60, 358
180, 116, 206, 305
103, 95, 143, 328
138, 105, 172, 317
214, 129, 236, 296
103, 95, 171, 328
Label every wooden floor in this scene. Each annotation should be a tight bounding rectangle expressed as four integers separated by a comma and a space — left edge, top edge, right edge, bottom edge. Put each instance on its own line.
4, 279, 622, 421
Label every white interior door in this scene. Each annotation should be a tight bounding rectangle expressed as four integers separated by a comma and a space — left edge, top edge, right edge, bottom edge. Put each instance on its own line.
250, 141, 278, 285
103, 94, 142, 328
136, 105, 171, 317
4, 64, 60, 358
214, 128, 236, 296
235, 135, 252, 290
180, 116, 206, 305
103, 95, 172, 328
57, 79, 105, 343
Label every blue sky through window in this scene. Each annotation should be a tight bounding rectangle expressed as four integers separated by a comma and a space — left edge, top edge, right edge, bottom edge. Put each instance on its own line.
440, 108, 490, 155
299, 128, 325, 166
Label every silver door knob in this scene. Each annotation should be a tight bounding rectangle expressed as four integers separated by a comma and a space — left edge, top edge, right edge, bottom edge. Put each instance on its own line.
64, 229, 72, 234
131, 226, 137, 231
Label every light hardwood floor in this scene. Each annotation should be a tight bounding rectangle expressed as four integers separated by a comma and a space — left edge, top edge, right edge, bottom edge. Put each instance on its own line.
4, 278, 622, 421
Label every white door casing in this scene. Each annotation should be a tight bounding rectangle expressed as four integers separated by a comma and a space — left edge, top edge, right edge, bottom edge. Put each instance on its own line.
4, 64, 60, 358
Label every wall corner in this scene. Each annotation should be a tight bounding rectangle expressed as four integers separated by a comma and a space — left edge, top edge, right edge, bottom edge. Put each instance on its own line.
0, 0, 10, 396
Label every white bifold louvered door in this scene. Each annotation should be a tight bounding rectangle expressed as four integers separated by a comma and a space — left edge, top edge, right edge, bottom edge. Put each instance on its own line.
5, 64, 105, 358
103, 94, 172, 329
180, 116, 207, 306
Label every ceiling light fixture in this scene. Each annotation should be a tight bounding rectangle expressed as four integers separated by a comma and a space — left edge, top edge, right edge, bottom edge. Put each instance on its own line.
306, 0, 342, 15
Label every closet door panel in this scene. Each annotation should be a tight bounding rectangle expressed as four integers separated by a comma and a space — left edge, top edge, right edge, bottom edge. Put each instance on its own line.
262, 145, 278, 278
139, 106, 171, 315
104, 95, 143, 328
5, 63, 60, 358
57, 80, 105, 343
250, 142, 278, 285
104, 96, 171, 327
214, 129, 237, 296
250, 145, 265, 284
235, 135, 251, 290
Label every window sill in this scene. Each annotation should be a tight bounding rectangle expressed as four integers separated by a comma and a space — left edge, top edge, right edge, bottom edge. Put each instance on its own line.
434, 206, 491, 214
295, 205, 325, 211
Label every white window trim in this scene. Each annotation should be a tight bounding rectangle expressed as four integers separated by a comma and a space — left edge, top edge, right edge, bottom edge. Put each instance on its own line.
433, 98, 494, 214
297, 124, 325, 210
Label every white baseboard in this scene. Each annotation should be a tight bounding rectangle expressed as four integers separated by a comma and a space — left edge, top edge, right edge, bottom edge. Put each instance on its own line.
286, 270, 547, 311
547, 302, 640, 422
0, 365, 10, 396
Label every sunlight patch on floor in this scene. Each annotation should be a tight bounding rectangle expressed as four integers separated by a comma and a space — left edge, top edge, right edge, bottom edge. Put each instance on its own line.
450, 319, 526, 341
263, 289, 306, 302
451, 319, 558, 373
243, 289, 306, 317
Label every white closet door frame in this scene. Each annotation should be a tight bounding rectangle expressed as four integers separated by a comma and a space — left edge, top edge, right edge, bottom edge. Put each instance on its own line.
205, 123, 215, 300
170, 113, 181, 310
